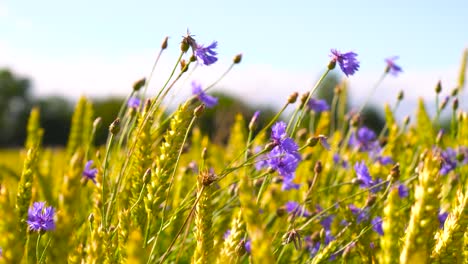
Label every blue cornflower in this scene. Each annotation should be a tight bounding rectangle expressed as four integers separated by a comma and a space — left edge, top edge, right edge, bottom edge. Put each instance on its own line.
349, 126, 380, 152
371, 217, 384, 236
127, 97, 141, 109
285, 201, 311, 218
354, 162, 373, 189
385, 56, 403, 76
244, 239, 252, 254
398, 183, 409, 198
282, 176, 301, 191
377, 156, 394, 165
438, 210, 448, 229
349, 204, 369, 224
83, 160, 98, 184
333, 153, 349, 168
330, 49, 360, 77
271, 122, 300, 155
191, 81, 218, 108
304, 236, 321, 257
308, 98, 330, 113
223, 229, 231, 240
195, 41, 218, 66
27, 202, 56, 232
440, 148, 458, 175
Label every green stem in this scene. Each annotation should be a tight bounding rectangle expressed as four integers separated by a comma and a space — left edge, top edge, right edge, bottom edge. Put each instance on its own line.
358, 71, 387, 114
36, 233, 41, 263
291, 69, 330, 136
101, 133, 115, 229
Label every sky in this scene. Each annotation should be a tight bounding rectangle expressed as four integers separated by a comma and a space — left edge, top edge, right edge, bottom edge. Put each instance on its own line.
0, 0, 467, 115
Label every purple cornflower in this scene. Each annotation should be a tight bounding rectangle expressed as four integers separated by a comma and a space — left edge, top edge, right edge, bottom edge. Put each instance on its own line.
285, 201, 311, 218
83, 160, 98, 184
349, 204, 369, 224
371, 217, 384, 236
349, 126, 380, 152
271, 122, 300, 155
440, 148, 458, 175
304, 236, 321, 257
398, 183, 409, 198
333, 153, 349, 168
27, 202, 56, 232
308, 98, 330, 113
282, 176, 301, 191
223, 229, 231, 240
127, 97, 141, 109
330, 49, 360, 77
195, 41, 218, 66
268, 147, 300, 178
354, 162, 373, 189
377, 156, 394, 165
191, 81, 218, 108
385, 56, 403, 76
244, 239, 251, 254
438, 210, 449, 229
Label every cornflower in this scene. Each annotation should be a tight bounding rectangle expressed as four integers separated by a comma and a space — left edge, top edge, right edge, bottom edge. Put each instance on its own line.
371, 216, 384, 236
191, 81, 218, 108
385, 56, 403, 76
330, 49, 360, 76
308, 98, 330, 113
27, 202, 56, 232
195, 41, 218, 65
285, 201, 311, 218
83, 160, 98, 184
127, 97, 141, 109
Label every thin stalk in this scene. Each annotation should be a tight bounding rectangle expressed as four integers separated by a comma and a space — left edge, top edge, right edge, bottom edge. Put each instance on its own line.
358, 71, 387, 114
291, 69, 330, 136
36, 233, 41, 263
142, 47, 166, 99
101, 133, 115, 228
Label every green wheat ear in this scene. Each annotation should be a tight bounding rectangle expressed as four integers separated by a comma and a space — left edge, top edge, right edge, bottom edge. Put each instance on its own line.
431, 187, 468, 263
193, 170, 215, 264
217, 210, 246, 263
379, 187, 404, 264
25, 107, 44, 150
226, 113, 247, 161
414, 99, 435, 147
400, 152, 442, 264
145, 102, 192, 220
66, 96, 93, 157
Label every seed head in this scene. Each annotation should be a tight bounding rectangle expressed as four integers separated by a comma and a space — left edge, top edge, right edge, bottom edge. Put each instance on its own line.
132, 77, 146, 91
109, 118, 121, 135
233, 53, 242, 64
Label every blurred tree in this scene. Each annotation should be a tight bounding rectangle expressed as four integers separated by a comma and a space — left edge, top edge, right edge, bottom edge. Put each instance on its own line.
36, 96, 73, 146
0, 69, 32, 146
93, 98, 123, 145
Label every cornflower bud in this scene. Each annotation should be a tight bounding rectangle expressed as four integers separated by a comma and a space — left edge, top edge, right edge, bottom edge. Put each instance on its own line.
397, 90, 404, 101
133, 77, 146, 91
143, 168, 151, 185
300, 92, 309, 106
435, 80, 442, 94
109, 118, 121, 135
314, 161, 323, 174
161, 36, 169, 50
288, 92, 299, 104
233, 53, 242, 64
248, 111, 260, 131
453, 98, 459, 110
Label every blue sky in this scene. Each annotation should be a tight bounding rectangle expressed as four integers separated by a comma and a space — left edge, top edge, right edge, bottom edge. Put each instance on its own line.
0, 0, 467, 112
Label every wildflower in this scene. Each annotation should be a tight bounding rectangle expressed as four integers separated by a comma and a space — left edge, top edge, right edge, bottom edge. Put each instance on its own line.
438, 210, 448, 229
282, 176, 301, 190
308, 98, 330, 113
244, 239, 252, 254
324, 230, 335, 245
304, 236, 321, 257
27, 202, 56, 232
376, 156, 394, 165
385, 56, 403, 76
127, 97, 141, 109
398, 183, 409, 198
354, 162, 373, 189
371, 217, 384, 235
330, 49, 360, 76
349, 126, 380, 152
348, 204, 369, 223
191, 81, 218, 108
440, 148, 458, 175
268, 148, 300, 179
83, 160, 98, 184
195, 41, 218, 66
316, 205, 334, 231
333, 153, 349, 168
223, 229, 231, 239
316, 135, 331, 150
285, 201, 311, 218
271, 122, 300, 155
